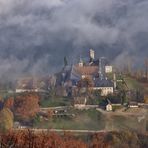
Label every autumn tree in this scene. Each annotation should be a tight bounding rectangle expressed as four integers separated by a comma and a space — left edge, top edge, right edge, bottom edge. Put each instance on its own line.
0, 130, 148, 147
4, 97, 14, 109
0, 130, 87, 148
14, 93, 39, 120
77, 77, 93, 100
0, 108, 14, 132
77, 77, 93, 88
144, 94, 148, 103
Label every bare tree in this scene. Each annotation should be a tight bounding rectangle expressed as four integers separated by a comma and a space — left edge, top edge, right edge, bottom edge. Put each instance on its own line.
144, 58, 148, 80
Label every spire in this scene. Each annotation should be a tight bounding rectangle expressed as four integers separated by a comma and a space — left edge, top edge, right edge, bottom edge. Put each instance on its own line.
90, 49, 95, 60
79, 56, 83, 67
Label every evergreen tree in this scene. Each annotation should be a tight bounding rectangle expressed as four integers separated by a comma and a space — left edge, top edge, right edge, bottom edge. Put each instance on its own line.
64, 56, 68, 67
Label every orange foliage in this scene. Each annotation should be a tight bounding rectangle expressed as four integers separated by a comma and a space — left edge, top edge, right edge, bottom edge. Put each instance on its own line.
0, 130, 87, 148
14, 93, 39, 120
77, 77, 93, 88
4, 97, 14, 109
47, 110, 54, 118
0, 130, 147, 148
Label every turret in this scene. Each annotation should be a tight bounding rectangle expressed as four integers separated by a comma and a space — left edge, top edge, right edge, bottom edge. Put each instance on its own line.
79, 58, 83, 67
89, 49, 95, 61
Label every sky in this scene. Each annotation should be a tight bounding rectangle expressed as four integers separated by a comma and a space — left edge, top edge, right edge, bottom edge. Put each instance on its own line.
0, 0, 148, 80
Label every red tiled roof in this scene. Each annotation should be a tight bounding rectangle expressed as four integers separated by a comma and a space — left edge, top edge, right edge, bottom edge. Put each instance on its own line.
73, 65, 99, 76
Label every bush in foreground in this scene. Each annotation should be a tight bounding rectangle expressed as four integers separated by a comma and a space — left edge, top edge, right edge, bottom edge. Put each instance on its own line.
0, 130, 147, 148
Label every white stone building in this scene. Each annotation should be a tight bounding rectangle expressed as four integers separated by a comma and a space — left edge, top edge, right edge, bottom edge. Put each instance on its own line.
105, 66, 113, 73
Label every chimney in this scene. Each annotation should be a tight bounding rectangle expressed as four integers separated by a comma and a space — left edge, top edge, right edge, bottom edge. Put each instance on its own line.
90, 49, 95, 60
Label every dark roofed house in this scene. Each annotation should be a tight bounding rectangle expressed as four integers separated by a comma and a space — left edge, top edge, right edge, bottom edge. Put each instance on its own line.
94, 78, 113, 87
93, 78, 114, 96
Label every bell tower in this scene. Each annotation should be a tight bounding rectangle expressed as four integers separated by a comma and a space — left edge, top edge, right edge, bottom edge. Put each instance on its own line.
89, 49, 95, 60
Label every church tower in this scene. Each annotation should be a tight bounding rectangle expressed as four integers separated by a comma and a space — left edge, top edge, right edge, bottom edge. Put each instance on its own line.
89, 49, 95, 60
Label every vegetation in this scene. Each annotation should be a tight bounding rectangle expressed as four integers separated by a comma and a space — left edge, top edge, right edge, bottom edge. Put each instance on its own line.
33, 109, 105, 130
14, 93, 39, 120
0, 130, 147, 148
64, 56, 68, 67
0, 108, 13, 132
39, 97, 71, 107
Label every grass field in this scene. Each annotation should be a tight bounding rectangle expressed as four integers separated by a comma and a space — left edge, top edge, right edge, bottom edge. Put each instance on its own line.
111, 113, 147, 132
33, 107, 147, 132
40, 97, 72, 107
33, 109, 106, 130
124, 77, 143, 90
124, 76, 148, 96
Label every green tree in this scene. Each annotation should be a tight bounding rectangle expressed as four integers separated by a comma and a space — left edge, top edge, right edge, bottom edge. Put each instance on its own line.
64, 56, 68, 67
119, 90, 126, 105
92, 89, 101, 99
77, 77, 93, 97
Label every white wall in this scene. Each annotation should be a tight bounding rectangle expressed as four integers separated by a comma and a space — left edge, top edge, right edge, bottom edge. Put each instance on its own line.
105, 66, 112, 73
93, 87, 113, 96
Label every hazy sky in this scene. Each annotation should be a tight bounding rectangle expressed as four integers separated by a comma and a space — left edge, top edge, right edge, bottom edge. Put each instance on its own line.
0, 0, 147, 80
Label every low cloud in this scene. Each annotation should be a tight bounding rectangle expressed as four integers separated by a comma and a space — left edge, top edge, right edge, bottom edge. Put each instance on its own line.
0, 0, 147, 80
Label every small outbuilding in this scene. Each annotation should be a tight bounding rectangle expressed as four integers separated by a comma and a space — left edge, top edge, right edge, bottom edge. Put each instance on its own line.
129, 101, 139, 108
106, 103, 112, 111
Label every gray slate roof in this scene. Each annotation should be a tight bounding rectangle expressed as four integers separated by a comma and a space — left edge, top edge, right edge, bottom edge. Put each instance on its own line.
94, 78, 113, 87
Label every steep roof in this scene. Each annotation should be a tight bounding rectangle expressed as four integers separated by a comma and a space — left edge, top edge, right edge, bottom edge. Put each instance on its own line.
72, 65, 99, 76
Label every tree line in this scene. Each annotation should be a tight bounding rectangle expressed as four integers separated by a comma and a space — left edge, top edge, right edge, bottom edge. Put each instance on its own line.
0, 130, 147, 148
0, 93, 40, 132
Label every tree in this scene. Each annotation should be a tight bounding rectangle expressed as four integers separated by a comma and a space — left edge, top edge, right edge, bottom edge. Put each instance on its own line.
127, 59, 132, 76
0, 130, 87, 147
77, 77, 93, 99
0, 108, 14, 132
77, 77, 93, 88
144, 58, 148, 80
92, 89, 101, 99
14, 93, 39, 120
64, 56, 68, 67
118, 89, 126, 105
144, 94, 148, 103
4, 97, 14, 109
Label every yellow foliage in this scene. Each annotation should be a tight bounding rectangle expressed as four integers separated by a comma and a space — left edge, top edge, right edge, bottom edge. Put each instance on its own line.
0, 108, 14, 132
144, 95, 148, 104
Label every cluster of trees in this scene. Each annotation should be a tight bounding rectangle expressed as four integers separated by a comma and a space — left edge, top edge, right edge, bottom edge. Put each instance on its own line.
0, 130, 86, 148
0, 130, 147, 148
0, 93, 40, 132
122, 58, 148, 82
14, 93, 39, 120
90, 131, 148, 148
75, 77, 102, 104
